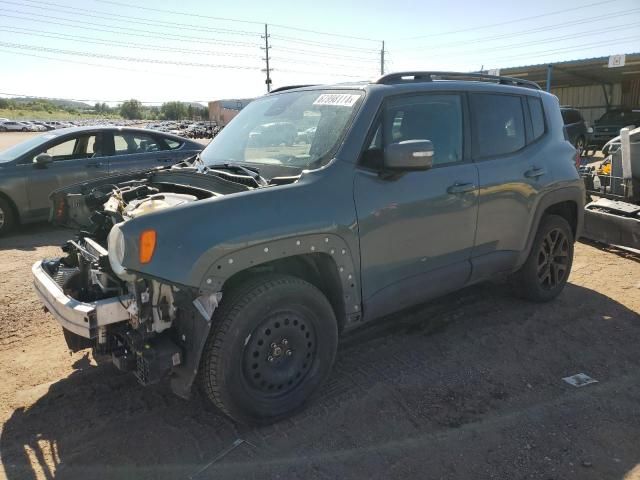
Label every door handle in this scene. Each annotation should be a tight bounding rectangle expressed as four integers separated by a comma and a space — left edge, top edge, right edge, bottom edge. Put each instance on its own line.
86, 162, 103, 168
447, 182, 476, 194
524, 167, 546, 178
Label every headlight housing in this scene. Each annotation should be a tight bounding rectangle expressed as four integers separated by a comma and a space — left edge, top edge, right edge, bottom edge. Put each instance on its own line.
108, 224, 131, 279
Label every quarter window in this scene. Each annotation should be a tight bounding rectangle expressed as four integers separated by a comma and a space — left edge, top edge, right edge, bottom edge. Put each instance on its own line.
471, 94, 525, 157
528, 97, 545, 141
165, 139, 183, 150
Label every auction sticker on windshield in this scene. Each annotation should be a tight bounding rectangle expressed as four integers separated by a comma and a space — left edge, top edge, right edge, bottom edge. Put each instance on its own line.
313, 94, 360, 107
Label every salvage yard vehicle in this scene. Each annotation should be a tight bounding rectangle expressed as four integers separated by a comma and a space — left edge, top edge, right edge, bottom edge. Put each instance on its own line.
560, 107, 590, 154
0, 126, 203, 235
581, 126, 640, 249
590, 108, 640, 151
32, 72, 584, 424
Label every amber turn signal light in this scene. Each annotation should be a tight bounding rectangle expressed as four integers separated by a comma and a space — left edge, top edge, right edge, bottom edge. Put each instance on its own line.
139, 230, 157, 264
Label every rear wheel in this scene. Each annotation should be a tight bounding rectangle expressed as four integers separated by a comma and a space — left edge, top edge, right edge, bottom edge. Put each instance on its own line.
199, 274, 338, 424
0, 197, 16, 236
512, 215, 574, 302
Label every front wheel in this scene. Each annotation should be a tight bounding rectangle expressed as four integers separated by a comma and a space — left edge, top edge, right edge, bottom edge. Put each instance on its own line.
199, 274, 338, 424
512, 215, 574, 302
0, 197, 16, 236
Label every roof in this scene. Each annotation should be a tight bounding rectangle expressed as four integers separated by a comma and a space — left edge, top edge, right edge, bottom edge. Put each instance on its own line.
500, 53, 640, 88
41, 125, 200, 144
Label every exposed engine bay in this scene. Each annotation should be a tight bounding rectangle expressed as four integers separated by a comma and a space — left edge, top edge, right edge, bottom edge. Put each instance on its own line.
38, 162, 300, 396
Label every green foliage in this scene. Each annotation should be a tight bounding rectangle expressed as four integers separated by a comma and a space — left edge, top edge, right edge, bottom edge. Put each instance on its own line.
160, 101, 208, 120
119, 99, 143, 119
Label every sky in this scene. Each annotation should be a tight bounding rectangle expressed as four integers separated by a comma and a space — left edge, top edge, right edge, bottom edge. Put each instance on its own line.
0, 0, 639, 105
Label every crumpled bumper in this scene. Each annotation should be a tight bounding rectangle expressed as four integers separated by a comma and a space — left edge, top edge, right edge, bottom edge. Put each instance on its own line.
31, 260, 130, 339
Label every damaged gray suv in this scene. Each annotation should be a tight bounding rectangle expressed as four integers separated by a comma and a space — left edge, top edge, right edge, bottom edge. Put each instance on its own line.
32, 72, 584, 423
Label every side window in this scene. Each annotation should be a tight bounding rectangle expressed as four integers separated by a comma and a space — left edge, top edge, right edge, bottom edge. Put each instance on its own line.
386, 94, 463, 165
44, 138, 77, 161
527, 97, 545, 141
165, 139, 183, 150
113, 133, 161, 155
471, 94, 525, 158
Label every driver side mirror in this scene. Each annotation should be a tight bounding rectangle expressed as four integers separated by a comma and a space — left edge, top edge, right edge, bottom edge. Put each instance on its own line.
33, 153, 53, 168
384, 140, 434, 171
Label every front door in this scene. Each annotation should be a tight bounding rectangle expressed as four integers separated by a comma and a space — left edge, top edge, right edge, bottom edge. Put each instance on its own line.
26, 133, 109, 219
354, 93, 479, 320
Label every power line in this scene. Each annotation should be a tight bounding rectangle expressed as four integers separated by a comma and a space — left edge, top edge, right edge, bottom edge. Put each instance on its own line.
397, 21, 640, 62
400, 0, 621, 40
0, 41, 260, 69
0, 48, 197, 78
0, 10, 262, 48
486, 35, 640, 65
8, 0, 262, 37
273, 45, 379, 62
0, 26, 262, 59
270, 34, 379, 53
396, 7, 640, 51
95, 0, 381, 42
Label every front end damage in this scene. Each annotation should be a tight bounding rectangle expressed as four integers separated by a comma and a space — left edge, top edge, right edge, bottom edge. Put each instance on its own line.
31, 164, 271, 397
33, 235, 220, 397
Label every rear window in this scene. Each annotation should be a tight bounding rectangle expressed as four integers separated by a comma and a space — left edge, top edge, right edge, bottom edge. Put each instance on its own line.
471, 93, 525, 158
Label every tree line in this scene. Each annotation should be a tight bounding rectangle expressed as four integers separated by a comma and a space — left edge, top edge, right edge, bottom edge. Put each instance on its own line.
118, 99, 209, 120
0, 96, 208, 121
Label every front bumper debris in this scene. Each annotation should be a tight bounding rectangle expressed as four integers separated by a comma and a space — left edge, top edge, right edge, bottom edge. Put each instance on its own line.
31, 260, 131, 339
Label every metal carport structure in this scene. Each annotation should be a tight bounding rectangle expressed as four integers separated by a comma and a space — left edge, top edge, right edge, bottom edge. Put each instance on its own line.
499, 53, 640, 125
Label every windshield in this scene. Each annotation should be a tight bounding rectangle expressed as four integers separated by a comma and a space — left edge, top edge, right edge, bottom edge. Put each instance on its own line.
0, 133, 57, 163
200, 90, 364, 170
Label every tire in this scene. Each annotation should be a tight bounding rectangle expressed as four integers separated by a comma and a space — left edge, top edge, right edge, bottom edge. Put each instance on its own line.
199, 273, 338, 424
512, 214, 574, 302
0, 127, 6, 132
0, 197, 16, 236
21, 127, 27, 132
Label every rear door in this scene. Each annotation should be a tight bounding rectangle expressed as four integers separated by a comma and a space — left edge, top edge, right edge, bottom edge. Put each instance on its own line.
470, 92, 553, 280
354, 92, 479, 319
25, 132, 109, 218
108, 131, 172, 174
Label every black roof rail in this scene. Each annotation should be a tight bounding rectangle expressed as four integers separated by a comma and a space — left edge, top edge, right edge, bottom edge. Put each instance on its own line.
269, 84, 317, 93
374, 71, 541, 90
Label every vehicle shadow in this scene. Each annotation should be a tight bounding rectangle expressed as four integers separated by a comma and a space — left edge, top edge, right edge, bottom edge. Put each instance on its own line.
0, 223, 70, 252
2, 282, 640, 480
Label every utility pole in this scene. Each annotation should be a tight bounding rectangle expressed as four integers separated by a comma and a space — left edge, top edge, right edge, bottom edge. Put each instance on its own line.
262, 24, 272, 93
380, 40, 385, 75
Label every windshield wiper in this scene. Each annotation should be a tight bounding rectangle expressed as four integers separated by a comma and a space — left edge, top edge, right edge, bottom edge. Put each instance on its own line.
207, 163, 269, 186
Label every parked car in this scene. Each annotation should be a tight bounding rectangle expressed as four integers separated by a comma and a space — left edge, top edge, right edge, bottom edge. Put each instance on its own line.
0, 121, 33, 132
560, 107, 590, 154
590, 108, 640, 150
32, 72, 584, 424
0, 126, 203, 235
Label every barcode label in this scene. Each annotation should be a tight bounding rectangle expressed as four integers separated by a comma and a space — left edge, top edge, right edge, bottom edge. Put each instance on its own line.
313, 94, 360, 107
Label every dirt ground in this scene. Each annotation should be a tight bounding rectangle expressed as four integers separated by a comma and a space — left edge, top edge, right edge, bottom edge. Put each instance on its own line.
0, 132, 639, 479
0, 224, 638, 480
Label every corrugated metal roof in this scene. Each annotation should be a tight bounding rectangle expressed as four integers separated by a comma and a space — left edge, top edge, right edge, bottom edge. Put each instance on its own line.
499, 53, 640, 88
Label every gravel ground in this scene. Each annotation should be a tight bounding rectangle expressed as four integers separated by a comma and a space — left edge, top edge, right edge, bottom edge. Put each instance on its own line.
0, 222, 639, 480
